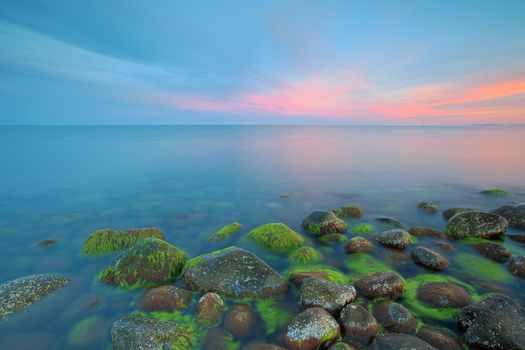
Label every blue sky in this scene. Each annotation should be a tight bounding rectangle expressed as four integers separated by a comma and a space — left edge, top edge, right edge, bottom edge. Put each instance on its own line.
1, 0, 525, 125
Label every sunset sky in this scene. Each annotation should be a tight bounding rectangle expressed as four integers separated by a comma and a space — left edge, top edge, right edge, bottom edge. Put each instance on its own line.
1, 0, 525, 125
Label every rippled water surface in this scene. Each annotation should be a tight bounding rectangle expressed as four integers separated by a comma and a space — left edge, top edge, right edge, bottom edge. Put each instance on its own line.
1, 125, 525, 349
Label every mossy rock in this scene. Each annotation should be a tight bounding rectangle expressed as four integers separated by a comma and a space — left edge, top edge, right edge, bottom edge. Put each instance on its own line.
210, 223, 243, 240
98, 237, 187, 289
81, 227, 164, 256
302, 210, 348, 235
255, 298, 294, 335
288, 246, 323, 264
67, 316, 106, 348
319, 233, 348, 245
247, 223, 306, 253
452, 252, 514, 283
284, 264, 349, 285
352, 223, 376, 235
404, 274, 480, 322
480, 189, 510, 196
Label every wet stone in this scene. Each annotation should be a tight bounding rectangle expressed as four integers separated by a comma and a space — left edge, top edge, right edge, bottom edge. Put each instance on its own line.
458, 294, 525, 350
354, 271, 406, 299
332, 205, 364, 219
417, 282, 472, 308
338, 303, 379, 345
196, 292, 225, 327
492, 204, 525, 228
204, 328, 237, 350
442, 207, 474, 220
474, 242, 511, 262
370, 333, 436, 350
417, 327, 462, 350
374, 229, 411, 249
302, 210, 348, 235
344, 237, 374, 253
417, 201, 439, 213
0, 274, 71, 320
411, 246, 449, 271
297, 276, 356, 314
373, 301, 417, 334
375, 217, 407, 229
408, 227, 445, 238
224, 303, 255, 339
284, 307, 341, 350
508, 256, 525, 278
446, 211, 508, 239
141, 285, 192, 312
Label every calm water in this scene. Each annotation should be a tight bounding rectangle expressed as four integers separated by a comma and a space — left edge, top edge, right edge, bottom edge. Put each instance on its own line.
1, 125, 525, 349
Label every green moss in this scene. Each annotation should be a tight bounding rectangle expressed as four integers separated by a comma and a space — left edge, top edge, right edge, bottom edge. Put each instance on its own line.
288, 246, 323, 264
256, 298, 293, 334
480, 189, 510, 196
345, 253, 394, 280
307, 223, 321, 234
409, 235, 418, 244
404, 274, 479, 321
283, 264, 349, 284
210, 223, 243, 240
453, 252, 513, 283
319, 233, 348, 245
351, 223, 376, 235
98, 237, 188, 289
247, 223, 306, 253
67, 316, 104, 347
81, 227, 164, 256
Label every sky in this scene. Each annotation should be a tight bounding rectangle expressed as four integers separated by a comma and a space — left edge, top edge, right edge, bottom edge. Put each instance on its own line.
1, 0, 525, 125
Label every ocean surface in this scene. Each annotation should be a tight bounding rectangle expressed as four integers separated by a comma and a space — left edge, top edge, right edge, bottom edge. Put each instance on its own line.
1, 125, 525, 349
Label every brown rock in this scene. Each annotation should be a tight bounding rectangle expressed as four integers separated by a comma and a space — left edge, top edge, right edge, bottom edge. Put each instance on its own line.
474, 242, 511, 262
284, 307, 340, 350
332, 205, 364, 219
345, 237, 374, 253
408, 227, 445, 238
417, 282, 471, 308
141, 285, 192, 312
372, 301, 416, 334
411, 246, 449, 271
196, 292, 225, 327
224, 304, 255, 339
508, 256, 525, 278
355, 271, 405, 299
417, 327, 462, 350
338, 303, 379, 345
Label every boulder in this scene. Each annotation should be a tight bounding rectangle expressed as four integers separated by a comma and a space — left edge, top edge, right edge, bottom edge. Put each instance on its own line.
141, 285, 192, 312
411, 246, 449, 271
302, 210, 348, 235
332, 205, 364, 219
345, 237, 374, 253
210, 223, 243, 240
297, 277, 356, 314
492, 204, 525, 228
81, 227, 164, 255
417, 282, 472, 308
372, 301, 417, 334
446, 212, 508, 239
182, 247, 288, 298
339, 303, 379, 345
284, 307, 341, 350
458, 294, 525, 350
354, 272, 405, 299
247, 223, 305, 253
0, 274, 71, 320
374, 229, 411, 249
474, 242, 511, 262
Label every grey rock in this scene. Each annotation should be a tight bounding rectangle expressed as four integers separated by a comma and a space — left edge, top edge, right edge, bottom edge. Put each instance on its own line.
298, 277, 356, 314
284, 307, 341, 350
373, 301, 417, 334
446, 211, 508, 239
492, 204, 525, 228
339, 303, 379, 345
355, 271, 405, 299
411, 246, 449, 271
374, 229, 411, 249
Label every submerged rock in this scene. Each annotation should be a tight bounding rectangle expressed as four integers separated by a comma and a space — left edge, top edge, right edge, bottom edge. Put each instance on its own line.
247, 223, 305, 253
210, 222, 243, 240
375, 217, 407, 229
289, 266, 348, 287
67, 315, 106, 348
319, 232, 348, 245
224, 304, 255, 339
492, 204, 525, 228
373, 301, 417, 334
242, 342, 286, 350
182, 246, 288, 298
509, 233, 525, 244
332, 205, 364, 219
284, 307, 341, 350
141, 285, 192, 312
417, 282, 472, 308
370, 333, 436, 350
408, 227, 445, 238
196, 292, 224, 327
374, 229, 411, 249
288, 246, 323, 264
508, 256, 525, 278
345, 237, 374, 253
327, 342, 355, 350
474, 242, 511, 262
203, 328, 238, 350
0, 274, 71, 320
98, 237, 187, 288
446, 211, 508, 239
458, 294, 525, 350
417, 327, 462, 350
38, 239, 57, 247
411, 246, 449, 271
354, 271, 405, 299
297, 277, 356, 314
442, 207, 474, 220
81, 227, 164, 255
417, 201, 439, 213
480, 189, 510, 196
302, 210, 348, 235
338, 303, 379, 345
111, 315, 195, 350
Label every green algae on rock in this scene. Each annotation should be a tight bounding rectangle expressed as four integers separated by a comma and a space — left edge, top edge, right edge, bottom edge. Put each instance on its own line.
81, 227, 164, 256
285, 264, 350, 286
98, 237, 187, 289
182, 246, 288, 298
111, 314, 197, 350
196, 292, 225, 328
0, 274, 71, 320
345, 253, 394, 278
210, 223, 243, 240
246, 223, 306, 253
332, 205, 364, 219
319, 232, 348, 245
480, 188, 510, 196
302, 210, 348, 235
256, 298, 294, 335
288, 246, 323, 264
351, 223, 376, 235
453, 251, 514, 283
